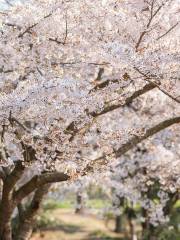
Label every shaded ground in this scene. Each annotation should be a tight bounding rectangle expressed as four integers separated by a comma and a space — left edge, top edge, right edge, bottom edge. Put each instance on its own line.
31, 209, 126, 240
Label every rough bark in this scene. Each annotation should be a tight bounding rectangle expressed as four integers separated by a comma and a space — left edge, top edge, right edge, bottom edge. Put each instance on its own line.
14, 184, 51, 240
0, 162, 25, 240
0, 166, 69, 240
13, 172, 69, 204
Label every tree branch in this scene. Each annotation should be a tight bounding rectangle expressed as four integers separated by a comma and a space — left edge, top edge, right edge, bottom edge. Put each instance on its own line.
91, 82, 156, 117
135, 0, 164, 51
49, 12, 68, 45
134, 67, 180, 104
18, 12, 53, 38
4, 161, 25, 191
83, 116, 180, 173
115, 116, 180, 158
157, 22, 179, 40
66, 83, 156, 141
13, 172, 69, 204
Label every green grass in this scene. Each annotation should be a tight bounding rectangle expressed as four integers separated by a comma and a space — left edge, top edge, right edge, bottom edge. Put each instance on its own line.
42, 198, 110, 211
89, 230, 126, 240
43, 199, 180, 213
43, 199, 73, 210
174, 200, 180, 208
87, 199, 111, 209
36, 211, 59, 229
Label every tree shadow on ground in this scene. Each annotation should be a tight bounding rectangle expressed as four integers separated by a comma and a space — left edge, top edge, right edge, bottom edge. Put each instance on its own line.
88, 230, 128, 240
41, 223, 84, 234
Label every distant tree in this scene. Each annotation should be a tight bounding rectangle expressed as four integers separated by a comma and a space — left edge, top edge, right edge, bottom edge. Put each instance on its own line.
0, 0, 179, 239
107, 139, 180, 239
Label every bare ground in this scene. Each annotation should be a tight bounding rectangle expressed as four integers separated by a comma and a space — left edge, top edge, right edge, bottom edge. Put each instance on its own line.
31, 209, 125, 240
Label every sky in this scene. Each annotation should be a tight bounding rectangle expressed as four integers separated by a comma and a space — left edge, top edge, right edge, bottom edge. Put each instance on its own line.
0, 0, 24, 10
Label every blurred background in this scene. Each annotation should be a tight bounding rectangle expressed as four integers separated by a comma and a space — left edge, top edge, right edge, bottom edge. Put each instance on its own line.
29, 180, 180, 240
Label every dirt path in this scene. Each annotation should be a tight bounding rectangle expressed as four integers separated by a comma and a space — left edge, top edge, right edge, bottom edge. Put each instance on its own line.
31, 209, 125, 240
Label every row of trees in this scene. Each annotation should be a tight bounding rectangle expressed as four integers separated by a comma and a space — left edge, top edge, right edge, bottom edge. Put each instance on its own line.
58, 131, 179, 239
0, 0, 179, 239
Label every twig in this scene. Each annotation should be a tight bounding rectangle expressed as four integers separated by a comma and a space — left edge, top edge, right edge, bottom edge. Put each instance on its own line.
88, 62, 110, 66
5, 0, 13, 7
134, 67, 180, 104
49, 37, 64, 45
36, 67, 43, 76
157, 22, 179, 40
1, 124, 6, 142
0, 11, 8, 15
49, 13, 68, 45
63, 12, 68, 45
18, 22, 38, 38
3, 22, 22, 30
135, 0, 164, 51
18, 12, 53, 38
8, 111, 31, 133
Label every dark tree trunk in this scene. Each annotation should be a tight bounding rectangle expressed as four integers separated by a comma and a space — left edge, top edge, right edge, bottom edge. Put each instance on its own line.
0, 196, 13, 240
0, 161, 69, 240
128, 218, 137, 240
141, 208, 148, 239
14, 184, 51, 240
113, 196, 125, 233
0, 212, 13, 240
141, 209, 157, 240
0, 162, 25, 240
75, 192, 85, 214
115, 215, 122, 233
0, 219, 12, 240
126, 206, 137, 240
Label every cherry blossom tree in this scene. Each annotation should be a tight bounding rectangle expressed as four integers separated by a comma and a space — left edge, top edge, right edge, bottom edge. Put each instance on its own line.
103, 126, 180, 239
0, 0, 179, 239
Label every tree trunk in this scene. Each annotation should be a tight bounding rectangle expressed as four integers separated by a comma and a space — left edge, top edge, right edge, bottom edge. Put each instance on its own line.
126, 206, 137, 240
14, 184, 51, 240
0, 198, 14, 240
141, 209, 157, 240
129, 219, 137, 240
141, 208, 148, 239
0, 162, 25, 240
0, 161, 68, 240
14, 220, 33, 240
0, 220, 12, 240
0, 185, 14, 240
115, 215, 122, 233
75, 192, 85, 214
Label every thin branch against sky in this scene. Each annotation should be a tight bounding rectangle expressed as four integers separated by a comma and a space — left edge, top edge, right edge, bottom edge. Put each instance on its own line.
0, 0, 24, 10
